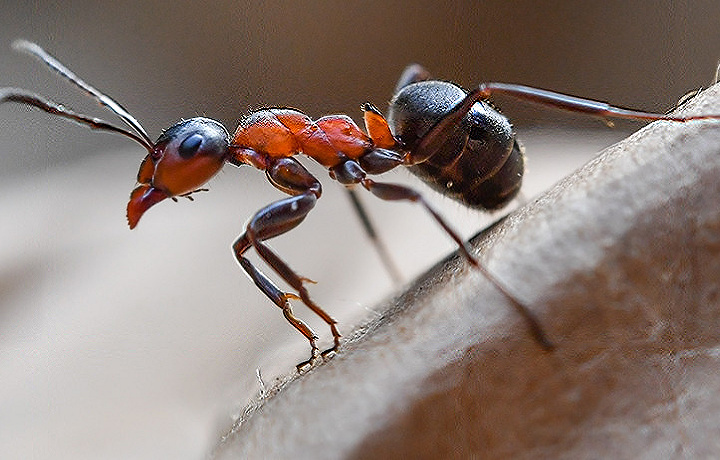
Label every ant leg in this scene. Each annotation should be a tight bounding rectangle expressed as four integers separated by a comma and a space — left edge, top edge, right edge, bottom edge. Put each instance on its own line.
351, 105, 406, 283
412, 80, 720, 165
332, 159, 553, 350
344, 188, 403, 284
250, 240, 341, 358
362, 178, 478, 264
470, 82, 720, 122
234, 157, 341, 363
240, 193, 341, 357
234, 235, 319, 370
417, 82, 720, 161
361, 177, 553, 350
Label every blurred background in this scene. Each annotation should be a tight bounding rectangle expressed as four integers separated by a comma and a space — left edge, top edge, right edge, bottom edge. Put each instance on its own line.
1, 1, 719, 459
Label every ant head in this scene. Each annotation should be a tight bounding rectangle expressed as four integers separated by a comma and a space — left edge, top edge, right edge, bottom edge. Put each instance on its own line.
127, 117, 229, 228
3, 42, 232, 229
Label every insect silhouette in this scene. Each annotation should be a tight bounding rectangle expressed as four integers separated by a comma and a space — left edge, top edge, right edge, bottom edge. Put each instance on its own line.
3, 41, 720, 369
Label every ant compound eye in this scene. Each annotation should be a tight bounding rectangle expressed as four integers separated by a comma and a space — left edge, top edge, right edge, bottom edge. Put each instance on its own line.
178, 133, 204, 159
155, 118, 230, 162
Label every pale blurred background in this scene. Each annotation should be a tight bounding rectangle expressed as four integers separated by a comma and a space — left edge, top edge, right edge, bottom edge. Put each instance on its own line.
1, 1, 719, 459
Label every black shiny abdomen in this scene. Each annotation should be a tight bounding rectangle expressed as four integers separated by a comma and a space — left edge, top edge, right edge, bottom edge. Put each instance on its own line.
387, 80, 524, 210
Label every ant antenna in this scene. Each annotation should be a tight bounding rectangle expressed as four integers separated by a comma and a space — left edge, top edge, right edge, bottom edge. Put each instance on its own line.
0, 88, 154, 150
9, 39, 154, 151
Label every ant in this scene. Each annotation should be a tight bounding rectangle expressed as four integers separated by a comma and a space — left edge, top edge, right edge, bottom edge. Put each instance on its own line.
2, 40, 719, 370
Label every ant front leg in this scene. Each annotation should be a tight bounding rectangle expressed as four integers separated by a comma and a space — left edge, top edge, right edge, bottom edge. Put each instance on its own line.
233, 157, 340, 369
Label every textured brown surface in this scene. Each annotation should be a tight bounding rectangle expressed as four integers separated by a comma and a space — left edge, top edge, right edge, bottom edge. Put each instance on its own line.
2, 6, 720, 459
213, 85, 720, 459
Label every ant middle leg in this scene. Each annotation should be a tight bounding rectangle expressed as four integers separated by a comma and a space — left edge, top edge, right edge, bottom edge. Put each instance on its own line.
344, 187, 403, 284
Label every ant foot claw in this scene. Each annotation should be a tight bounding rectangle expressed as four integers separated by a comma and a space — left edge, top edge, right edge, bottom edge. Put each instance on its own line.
320, 345, 338, 359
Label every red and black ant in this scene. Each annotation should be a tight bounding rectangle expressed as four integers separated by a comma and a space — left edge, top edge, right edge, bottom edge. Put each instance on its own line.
3, 41, 719, 369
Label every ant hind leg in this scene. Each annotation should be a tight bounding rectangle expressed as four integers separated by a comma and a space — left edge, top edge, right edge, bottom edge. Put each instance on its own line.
345, 165, 554, 351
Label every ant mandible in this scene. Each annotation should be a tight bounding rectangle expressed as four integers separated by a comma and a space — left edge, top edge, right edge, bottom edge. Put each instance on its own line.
3, 40, 719, 370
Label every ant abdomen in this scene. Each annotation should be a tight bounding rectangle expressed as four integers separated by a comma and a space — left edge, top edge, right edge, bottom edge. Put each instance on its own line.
388, 80, 524, 210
